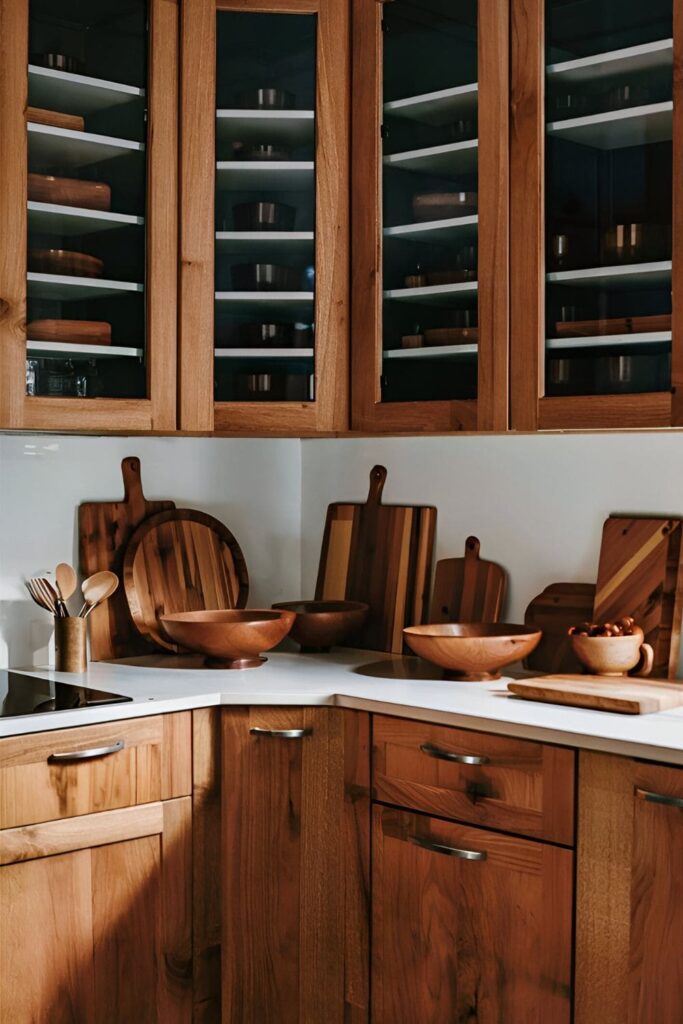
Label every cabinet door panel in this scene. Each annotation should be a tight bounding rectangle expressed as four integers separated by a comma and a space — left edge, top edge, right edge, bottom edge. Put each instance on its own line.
372, 805, 573, 1024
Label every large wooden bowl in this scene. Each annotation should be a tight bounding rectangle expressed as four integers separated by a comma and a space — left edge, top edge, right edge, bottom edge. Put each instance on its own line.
403, 623, 542, 681
160, 609, 295, 669
272, 600, 369, 652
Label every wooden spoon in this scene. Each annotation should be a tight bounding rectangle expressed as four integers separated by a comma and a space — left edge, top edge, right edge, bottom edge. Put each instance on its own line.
25, 579, 54, 614
31, 577, 62, 617
55, 562, 77, 616
79, 571, 119, 618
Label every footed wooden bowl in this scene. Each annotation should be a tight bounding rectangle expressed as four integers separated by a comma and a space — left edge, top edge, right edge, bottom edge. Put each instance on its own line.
272, 600, 369, 652
160, 609, 295, 669
403, 623, 542, 681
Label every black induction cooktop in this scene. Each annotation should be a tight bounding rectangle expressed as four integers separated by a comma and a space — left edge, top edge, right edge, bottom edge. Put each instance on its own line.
0, 671, 133, 718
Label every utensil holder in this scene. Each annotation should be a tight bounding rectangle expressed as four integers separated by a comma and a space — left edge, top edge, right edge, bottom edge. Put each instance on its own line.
55, 616, 87, 673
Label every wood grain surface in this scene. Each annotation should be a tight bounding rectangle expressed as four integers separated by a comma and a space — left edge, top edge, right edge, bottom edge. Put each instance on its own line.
524, 582, 596, 673
79, 456, 175, 661
315, 466, 436, 653
509, 675, 683, 715
123, 508, 249, 652
594, 515, 683, 678
430, 535, 507, 624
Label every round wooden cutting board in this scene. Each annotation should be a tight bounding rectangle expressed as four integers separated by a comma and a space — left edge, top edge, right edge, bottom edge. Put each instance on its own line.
123, 508, 249, 652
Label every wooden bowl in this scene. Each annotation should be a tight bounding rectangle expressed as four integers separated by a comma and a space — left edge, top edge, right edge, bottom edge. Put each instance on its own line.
27, 319, 112, 345
160, 609, 295, 669
403, 623, 542, 681
28, 173, 111, 211
570, 629, 654, 678
272, 600, 369, 652
412, 191, 478, 222
29, 249, 104, 278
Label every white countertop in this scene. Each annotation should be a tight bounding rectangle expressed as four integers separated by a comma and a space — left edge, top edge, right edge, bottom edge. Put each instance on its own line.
3, 649, 683, 764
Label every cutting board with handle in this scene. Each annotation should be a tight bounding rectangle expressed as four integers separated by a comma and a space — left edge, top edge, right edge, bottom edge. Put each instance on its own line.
508, 674, 683, 715
524, 582, 596, 674
430, 536, 507, 624
594, 514, 683, 678
315, 465, 437, 653
79, 457, 175, 661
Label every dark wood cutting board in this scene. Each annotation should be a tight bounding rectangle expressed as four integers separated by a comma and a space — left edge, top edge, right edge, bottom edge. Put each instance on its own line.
315, 465, 437, 653
508, 674, 683, 715
430, 536, 507, 624
524, 582, 596, 674
79, 457, 175, 661
594, 515, 683, 678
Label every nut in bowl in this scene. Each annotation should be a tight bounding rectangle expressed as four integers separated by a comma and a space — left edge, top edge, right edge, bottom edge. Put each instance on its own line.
272, 600, 369, 652
568, 617, 654, 678
160, 609, 295, 669
403, 623, 542, 681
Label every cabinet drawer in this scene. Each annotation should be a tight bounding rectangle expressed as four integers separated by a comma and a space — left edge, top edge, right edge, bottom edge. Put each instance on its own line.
372, 715, 575, 845
0, 713, 191, 829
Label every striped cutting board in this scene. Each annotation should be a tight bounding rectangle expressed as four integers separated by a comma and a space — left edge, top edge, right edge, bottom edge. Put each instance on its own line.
315, 466, 437, 653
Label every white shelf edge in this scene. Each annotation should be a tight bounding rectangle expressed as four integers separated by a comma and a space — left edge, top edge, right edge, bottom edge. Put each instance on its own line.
384, 215, 478, 238
215, 347, 314, 358
214, 291, 314, 301
215, 231, 314, 242
216, 109, 314, 121
385, 342, 478, 359
27, 121, 145, 153
547, 101, 673, 135
27, 341, 143, 359
216, 160, 314, 171
547, 39, 673, 78
384, 281, 479, 300
28, 201, 144, 227
384, 139, 478, 167
547, 331, 671, 351
28, 64, 144, 99
27, 272, 144, 293
384, 82, 478, 114
547, 261, 672, 284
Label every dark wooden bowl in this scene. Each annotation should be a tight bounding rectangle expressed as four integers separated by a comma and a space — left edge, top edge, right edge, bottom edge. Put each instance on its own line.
403, 623, 542, 681
272, 600, 369, 652
160, 609, 295, 669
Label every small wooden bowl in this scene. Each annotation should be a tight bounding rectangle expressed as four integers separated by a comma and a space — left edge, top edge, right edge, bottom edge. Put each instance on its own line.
160, 609, 295, 669
28, 173, 111, 211
403, 623, 542, 681
272, 600, 369, 652
29, 249, 104, 278
570, 629, 654, 678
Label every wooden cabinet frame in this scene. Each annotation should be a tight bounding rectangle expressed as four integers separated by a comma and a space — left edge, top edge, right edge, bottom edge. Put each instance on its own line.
351, 0, 510, 433
0, 0, 178, 433
510, 0, 683, 430
179, 0, 350, 434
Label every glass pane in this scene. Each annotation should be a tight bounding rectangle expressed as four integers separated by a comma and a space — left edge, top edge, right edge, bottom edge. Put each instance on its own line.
545, 0, 673, 397
381, 0, 478, 403
214, 12, 317, 404
26, 0, 148, 399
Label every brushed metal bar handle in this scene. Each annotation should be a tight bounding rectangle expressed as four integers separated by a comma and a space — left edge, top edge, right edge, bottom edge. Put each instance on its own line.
249, 728, 312, 739
420, 742, 490, 766
635, 787, 683, 810
48, 740, 125, 763
408, 834, 487, 861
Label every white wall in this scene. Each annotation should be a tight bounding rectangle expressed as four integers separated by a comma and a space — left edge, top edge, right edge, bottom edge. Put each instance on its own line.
0, 435, 302, 668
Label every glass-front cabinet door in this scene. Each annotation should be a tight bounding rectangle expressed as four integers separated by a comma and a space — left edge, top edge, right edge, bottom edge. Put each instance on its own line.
511, 0, 682, 429
0, 0, 178, 431
352, 0, 509, 432
179, 0, 349, 433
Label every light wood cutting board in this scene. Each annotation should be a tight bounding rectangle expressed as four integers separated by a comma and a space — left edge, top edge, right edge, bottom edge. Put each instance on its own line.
508, 675, 683, 715
430, 536, 507, 624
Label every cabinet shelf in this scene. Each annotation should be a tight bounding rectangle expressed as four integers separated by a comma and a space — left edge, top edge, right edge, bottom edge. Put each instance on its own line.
28, 201, 144, 236
214, 291, 314, 317
384, 281, 478, 305
547, 39, 673, 85
28, 65, 145, 115
215, 347, 314, 359
215, 231, 314, 256
27, 272, 144, 300
547, 261, 672, 289
384, 342, 477, 359
27, 341, 143, 359
384, 139, 478, 176
28, 122, 145, 169
384, 82, 478, 127
216, 109, 314, 145
216, 161, 314, 190
547, 102, 672, 149
384, 215, 478, 243
547, 331, 671, 351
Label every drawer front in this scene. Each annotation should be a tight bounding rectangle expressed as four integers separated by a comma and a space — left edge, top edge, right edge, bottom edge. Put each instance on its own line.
373, 715, 575, 845
0, 712, 191, 829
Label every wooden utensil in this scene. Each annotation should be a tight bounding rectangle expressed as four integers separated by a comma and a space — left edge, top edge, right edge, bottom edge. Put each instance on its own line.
27, 320, 112, 346
28, 173, 111, 211
314, 465, 436, 653
29, 249, 104, 278
55, 562, 77, 617
79, 456, 176, 660
79, 570, 119, 618
593, 515, 683, 678
123, 509, 250, 653
524, 582, 596, 673
25, 579, 55, 615
508, 675, 683, 715
26, 106, 84, 131
430, 536, 507, 624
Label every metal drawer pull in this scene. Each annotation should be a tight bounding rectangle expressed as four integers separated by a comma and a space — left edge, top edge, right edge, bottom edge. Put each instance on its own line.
420, 742, 489, 766
408, 834, 487, 861
249, 728, 312, 739
635, 788, 683, 810
48, 740, 125, 763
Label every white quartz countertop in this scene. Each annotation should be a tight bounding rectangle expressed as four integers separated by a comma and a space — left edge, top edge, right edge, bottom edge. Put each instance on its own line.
3, 649, 683, 764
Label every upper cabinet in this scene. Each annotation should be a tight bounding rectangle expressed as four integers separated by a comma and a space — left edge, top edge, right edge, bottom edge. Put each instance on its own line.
351, 0, 510, 432
0, 0, 178, 432
511, 0, 683, 429
179, 0, 349, 434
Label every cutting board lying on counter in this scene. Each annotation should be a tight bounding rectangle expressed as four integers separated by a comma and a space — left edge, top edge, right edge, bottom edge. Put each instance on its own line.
524, 582, 596, 674
79, 457, 176, 661
430, 536, 507, 624
315, 465, 436, 653
508, 675, 683, 715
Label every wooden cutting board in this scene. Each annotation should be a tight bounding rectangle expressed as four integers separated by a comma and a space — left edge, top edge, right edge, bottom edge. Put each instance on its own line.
594, 515, 683, 678
315, 465, 437, 653
123, 508, 250, 652
79, 457, 175, 661
508, 675, 683, 715
430, 536, 507, 624
524, 582, 596, 674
